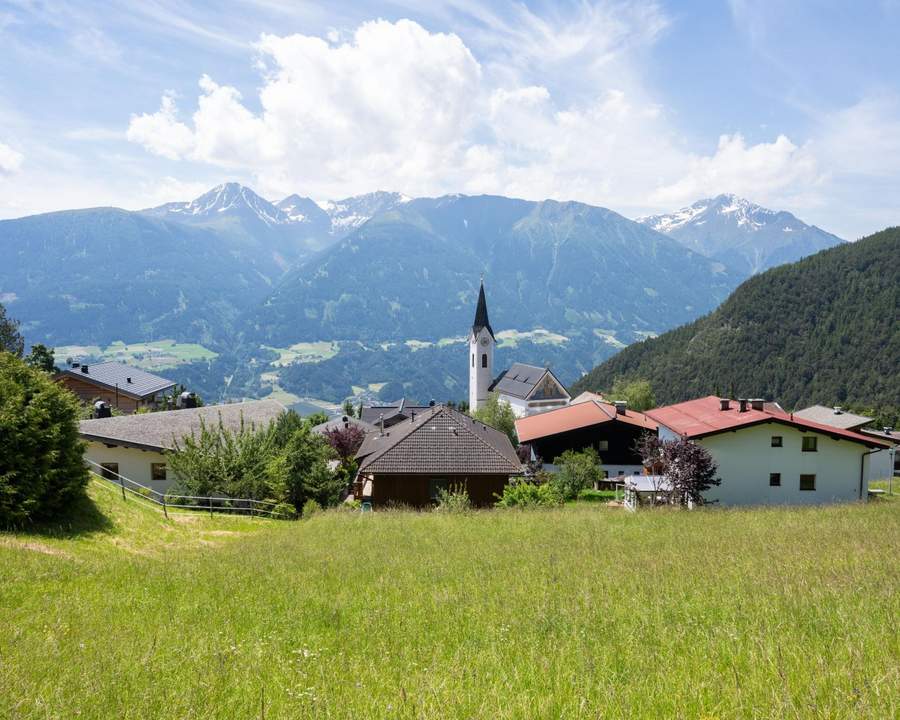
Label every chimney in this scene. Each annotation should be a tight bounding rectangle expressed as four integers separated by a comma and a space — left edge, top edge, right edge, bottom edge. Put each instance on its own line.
379, 413, 385, 434
738, 398, 748, 413
614, 400, 627, 415
833, 406, 843, 415
750, 398, 764, 411
410, 410, 416, 423
884, 427, 893, 435
126, 377, 132, 384
719, 399, 731, 411
81, 364, 89, 374
429, 399, 436, 407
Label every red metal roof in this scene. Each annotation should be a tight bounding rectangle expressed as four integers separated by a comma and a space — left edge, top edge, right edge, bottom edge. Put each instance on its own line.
515, 401, 657, 443
646, 396, 889, 448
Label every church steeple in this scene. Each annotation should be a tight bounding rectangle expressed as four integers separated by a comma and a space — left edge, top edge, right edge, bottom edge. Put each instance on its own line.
468, 278, 495, 411
472, 279, 494, 339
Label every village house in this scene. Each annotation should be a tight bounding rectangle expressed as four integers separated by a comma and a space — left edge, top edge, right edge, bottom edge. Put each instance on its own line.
646, 396, 890, 505
56, 360, 176, 414
359, 398, 433, 429
79, 399, 286, 492
794, 404, 898, 481
354, 404, 522, 507
515, 399, 657, 478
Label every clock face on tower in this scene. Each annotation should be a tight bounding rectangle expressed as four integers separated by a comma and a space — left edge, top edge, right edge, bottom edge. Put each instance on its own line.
480, 337, 489, 347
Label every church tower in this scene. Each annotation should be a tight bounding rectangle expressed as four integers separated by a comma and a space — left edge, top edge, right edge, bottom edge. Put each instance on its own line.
468, 279, 495, 411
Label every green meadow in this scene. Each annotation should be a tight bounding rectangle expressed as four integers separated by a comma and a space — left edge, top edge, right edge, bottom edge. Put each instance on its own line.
1, 482, 898, 719
54, 339, 218, 370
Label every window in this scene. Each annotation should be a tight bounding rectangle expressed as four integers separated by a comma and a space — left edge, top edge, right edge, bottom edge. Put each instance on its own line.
769, 473, 781, 487
597, 440, 609, 452
151, 463, 167, 481
481, 353, 487, 368
771, 436, 783, 447
471, 353, 474, 368
800, 474, 816, 491
601, 470, 609, 479
802, 436, 818, 452
617, 470, 625, 476
100, 463, 119, 480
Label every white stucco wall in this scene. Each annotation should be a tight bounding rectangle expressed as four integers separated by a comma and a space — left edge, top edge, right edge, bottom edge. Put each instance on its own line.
686, 423, 869, 505
84, 441, 177, 494
866, 446, 896, 482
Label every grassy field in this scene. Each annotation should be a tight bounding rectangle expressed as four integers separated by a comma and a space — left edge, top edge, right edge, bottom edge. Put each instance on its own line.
1, 483, 899, 719
262, 341, 340, 367
54, 339, 218, 370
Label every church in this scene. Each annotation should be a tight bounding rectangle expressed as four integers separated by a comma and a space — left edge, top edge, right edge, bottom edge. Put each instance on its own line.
468, 281, 570, 417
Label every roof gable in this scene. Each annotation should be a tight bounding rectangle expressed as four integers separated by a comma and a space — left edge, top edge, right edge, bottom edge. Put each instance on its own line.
793, 404, 872, 430
59, 361, 175, 398
516, 400, 657, 442
646, 396, 888, 448
492, 363, 569, 400
357, 405, 521, 475
78, 399, 286, 451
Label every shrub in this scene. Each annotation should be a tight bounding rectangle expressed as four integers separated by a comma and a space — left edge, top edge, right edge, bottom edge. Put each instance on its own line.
302, 499, 322, 518
550, 448, 604, 500
271, 502, 297, 520
0, 352, 89, 526
495, 479, 562, 508
435, 485, 471, 513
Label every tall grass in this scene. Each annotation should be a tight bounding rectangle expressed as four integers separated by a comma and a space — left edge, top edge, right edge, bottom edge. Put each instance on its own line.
1, 481, 898, 718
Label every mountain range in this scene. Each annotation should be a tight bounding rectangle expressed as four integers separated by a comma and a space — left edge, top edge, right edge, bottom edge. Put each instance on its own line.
572, 226, 899, 414
0, 183, 848, 405
638, 194, 843, 275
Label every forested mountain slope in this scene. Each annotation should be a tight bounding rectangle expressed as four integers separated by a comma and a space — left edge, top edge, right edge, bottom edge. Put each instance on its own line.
572, 227, 900, 412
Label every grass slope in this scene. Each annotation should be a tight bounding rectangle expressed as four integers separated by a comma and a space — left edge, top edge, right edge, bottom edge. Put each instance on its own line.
572, 227, 900, 411
2, 484, 899, 718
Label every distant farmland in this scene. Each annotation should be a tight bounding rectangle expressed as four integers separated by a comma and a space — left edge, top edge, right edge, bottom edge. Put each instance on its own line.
2, 484, 898, 718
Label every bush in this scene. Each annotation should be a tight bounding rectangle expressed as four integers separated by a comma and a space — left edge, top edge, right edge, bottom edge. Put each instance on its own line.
302, 499, 322, 518
0, 352, 89, 526
271, 502, 297, 520
495, 479, 562, 508
435, 485, 471, 513
550, 448, 604, 500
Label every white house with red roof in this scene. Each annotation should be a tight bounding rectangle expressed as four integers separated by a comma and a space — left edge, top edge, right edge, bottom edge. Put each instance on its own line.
646, 396, 890, 506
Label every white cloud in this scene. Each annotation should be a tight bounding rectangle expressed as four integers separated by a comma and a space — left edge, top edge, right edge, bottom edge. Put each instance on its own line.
123, 11, 892, 236
127, 93, 195, 161
0, 142, 23, 174
651, 133, 822, 208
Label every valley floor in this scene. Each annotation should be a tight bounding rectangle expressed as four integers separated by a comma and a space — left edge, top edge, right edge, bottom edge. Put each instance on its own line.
1, 482, 899, 719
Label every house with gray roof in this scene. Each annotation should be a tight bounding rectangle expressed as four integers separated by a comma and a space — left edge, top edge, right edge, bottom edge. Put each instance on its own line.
56, 361, 176, 413
793, 405, 872, 430
354, 404, 522, 507
489, 362, 571, 418
359, 398, 434, 429
79, 399, 286, 491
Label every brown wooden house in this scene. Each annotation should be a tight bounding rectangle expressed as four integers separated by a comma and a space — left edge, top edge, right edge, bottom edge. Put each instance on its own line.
56, 361, 176, 413
354, 405, 522, 507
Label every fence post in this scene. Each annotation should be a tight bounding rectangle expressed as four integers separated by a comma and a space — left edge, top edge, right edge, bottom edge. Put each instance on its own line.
119, 474, 126, 501
162, 494, 168, 520
209, 496, 213, 517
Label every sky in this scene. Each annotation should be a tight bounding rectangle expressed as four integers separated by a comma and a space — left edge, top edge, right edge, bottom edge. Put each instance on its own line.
0, 0, 898, 239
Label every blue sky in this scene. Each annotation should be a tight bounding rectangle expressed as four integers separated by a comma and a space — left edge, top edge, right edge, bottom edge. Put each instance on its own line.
0, 0, 898, 238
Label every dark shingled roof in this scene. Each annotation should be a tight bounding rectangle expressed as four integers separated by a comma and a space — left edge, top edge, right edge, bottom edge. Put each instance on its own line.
471, 281, 494, 339
58, 361, 175, 399
359, 399, 432, 428
489, 363, 569, 401
312, 415, 377, 435
356, 405, 521, 475
79, 399, 286, 452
